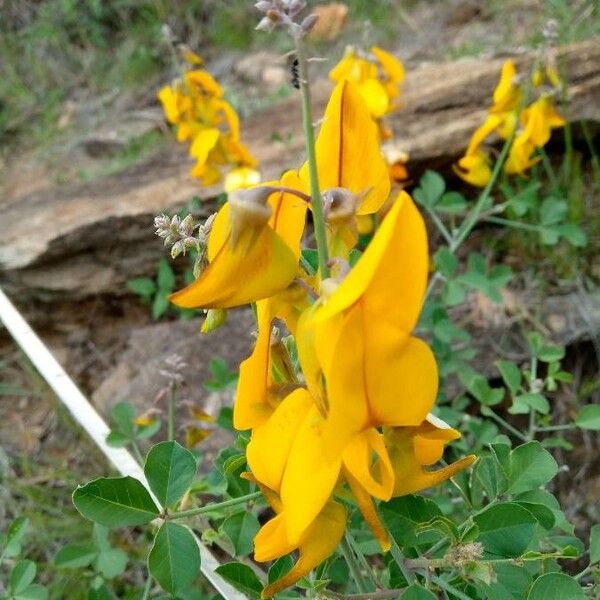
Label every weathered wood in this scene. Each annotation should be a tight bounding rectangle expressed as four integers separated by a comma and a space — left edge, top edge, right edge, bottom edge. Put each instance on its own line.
0, 39, 598, 305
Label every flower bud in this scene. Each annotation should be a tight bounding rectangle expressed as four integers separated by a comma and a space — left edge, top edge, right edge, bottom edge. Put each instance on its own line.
256, 16, 277, 32
300, 13, 319, 33
201, 308, 228, 333
255, 0, 273, 12
288, 0, 307, 17
171, 240, 185, 259
178, 214, 196, 237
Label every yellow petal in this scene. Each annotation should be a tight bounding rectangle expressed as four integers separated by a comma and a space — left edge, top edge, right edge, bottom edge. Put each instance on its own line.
300, 80, 390, 215
453, 151, 492, 187
342, 428, 394, 500
185, 69, 223, 98
344, 468, 391, 552
385, 418, 477, 497
357, 78, 389, 119
246, 388, 313, 491
280, 404, 343, 544
372, 46, 405, 86
315, 191, 428, 334
234, 300, 276, 430
158, 85, 182, 124
260, 501, 347, 599
189, 128, 220, 162
491, 60, 521, 114
268, 170, 308, 260
224, 167, 261, 192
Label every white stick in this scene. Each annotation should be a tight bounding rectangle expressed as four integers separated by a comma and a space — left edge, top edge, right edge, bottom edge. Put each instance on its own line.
0, 287, 247, 600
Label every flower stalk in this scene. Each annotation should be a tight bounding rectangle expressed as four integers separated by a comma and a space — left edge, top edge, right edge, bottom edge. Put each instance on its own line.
294, 34, 330, 279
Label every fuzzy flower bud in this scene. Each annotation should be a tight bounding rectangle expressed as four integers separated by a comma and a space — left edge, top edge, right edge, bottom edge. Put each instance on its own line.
300, 13, 319, 33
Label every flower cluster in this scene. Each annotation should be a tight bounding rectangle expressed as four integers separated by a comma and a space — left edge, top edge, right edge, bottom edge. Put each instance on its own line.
455, 59, 565, 187
158, 53, 260, 191
169, 80, 475, 597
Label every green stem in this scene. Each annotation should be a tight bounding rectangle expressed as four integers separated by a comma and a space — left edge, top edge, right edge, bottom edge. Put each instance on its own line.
169, 491, 262, 520
346, 530, 380, 589
389, 537, 415, 585
130, 440, 145, 465
537, 423, 576, 432
450, 131, 516, 253
527, 356, 538, 440
538, 147, 560, 192
141, 574, 153, 600
294, 35, 330, 279
424, 206, 453, 245
574, 564, 593, 581
327, 590, 406, 600
339, 535, 369, 593
485, 409, 529, 442
483, 216, 543, 233
167, 384, 176, 442
429, 574, 473, 600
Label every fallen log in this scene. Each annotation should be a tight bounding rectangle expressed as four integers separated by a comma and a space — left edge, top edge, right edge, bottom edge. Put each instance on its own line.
0, 39, 598, 307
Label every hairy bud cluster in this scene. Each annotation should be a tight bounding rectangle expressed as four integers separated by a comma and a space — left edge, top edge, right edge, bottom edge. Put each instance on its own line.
160, 354, 188, 387
254, 0, 318, 36
154, 212, 216, 263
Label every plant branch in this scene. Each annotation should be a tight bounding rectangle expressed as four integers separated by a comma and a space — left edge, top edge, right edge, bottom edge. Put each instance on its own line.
339, 534, 370, 593
169, 491, 262, 520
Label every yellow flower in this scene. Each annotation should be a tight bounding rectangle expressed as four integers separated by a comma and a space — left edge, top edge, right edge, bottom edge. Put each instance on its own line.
384, 413, 477, 496
519, 95, 565, 148
169, 172, 306, 310
224, 167, 261, 192
490, 60, 521, 118
330, 46, 405, 119
453, 150, 492, 187
278, 192, 438, 542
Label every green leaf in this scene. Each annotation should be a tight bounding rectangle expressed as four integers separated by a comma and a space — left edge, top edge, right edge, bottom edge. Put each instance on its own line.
127, 278, 156, 299
507, 441, 558, 495
515, 502, 555, 530
509, 393, 550, 415
221, 512, 260, 557
214, 563, 263, 600
536, 344, 564, 363
153, 292, 170, 319
540, 197, 567, 226
474, 502, 537, 558
380, 495, 442, 547
496, 360, 521, 394
157, 259, 176, 291
10, 560, 36, 594
96, 548, 127, 579
590, 524, 600, 564
53, 544, 97, 569
13, 584, 48, 600
144, 441, 197, 508
486, 563, 532, 600
2, 516, 29, 557
414, 170, 445, 208
73, 476, 160, 527
87, 583, 114, 600
556, 223, 587, 247
526, 573, 585, 600
437, 191, 467, 214
267, 555, 294, 584
402, 583, 437, 599
575, 405, 600, 430
148, 522, 200, 594
435, 247, 459, 278
110, 402, 136, 437
300, 249, 319, 273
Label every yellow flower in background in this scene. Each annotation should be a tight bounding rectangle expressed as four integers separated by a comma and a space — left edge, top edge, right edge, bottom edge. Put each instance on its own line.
330, 46, 405, 119
456, 59, 564, 186
158, 58, 260, 188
